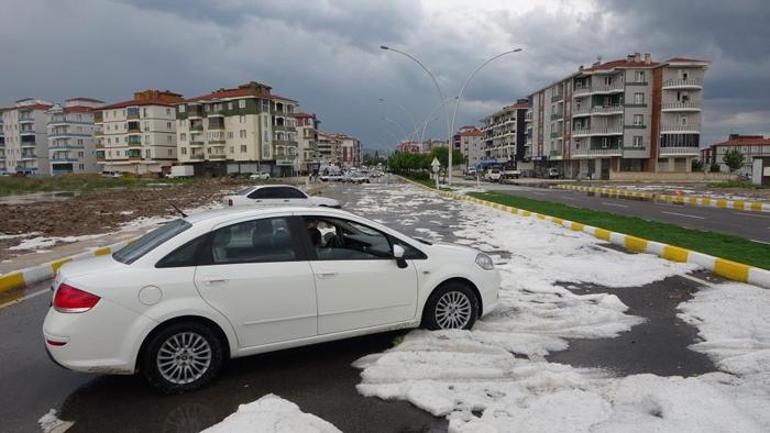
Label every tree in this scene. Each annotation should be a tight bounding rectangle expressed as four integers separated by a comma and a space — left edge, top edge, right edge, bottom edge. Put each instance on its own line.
722, 149, 745, 173
709, 163, 721, 173
691, 159, 704, 172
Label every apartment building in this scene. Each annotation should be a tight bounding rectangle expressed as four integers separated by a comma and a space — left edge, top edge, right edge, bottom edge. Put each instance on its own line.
0, 108, 5, 174
701, 134, 770, 176
175, 82, 299, 176
480, 99, 528, 168
529, 53, 708, 179
1, 98, 54, 175
339, 134, 361, 168
295, 112, 319, 174
96, 90, 183, 175
47, 98, 104, 175
455, 126, 484, 168
396, 140, 421, 154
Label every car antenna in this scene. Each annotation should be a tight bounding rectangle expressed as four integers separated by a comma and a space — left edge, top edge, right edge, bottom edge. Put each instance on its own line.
165, 198, 188, 218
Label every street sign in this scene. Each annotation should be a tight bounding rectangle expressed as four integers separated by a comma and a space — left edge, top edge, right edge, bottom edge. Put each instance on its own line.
431, 157, 440, 173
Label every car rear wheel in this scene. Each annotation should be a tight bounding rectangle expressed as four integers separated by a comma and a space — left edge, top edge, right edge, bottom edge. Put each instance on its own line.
141, 321, 225, 394
422, 282, 479, 330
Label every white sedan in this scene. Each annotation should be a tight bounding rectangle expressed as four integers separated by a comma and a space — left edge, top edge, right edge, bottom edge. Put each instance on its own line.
223, 185, 340, 208
43, 207, 500, 393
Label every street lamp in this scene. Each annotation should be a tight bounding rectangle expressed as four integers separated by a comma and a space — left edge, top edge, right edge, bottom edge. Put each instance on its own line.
448, 48, 523, 184
381, 117, 411, 142
378, 98, 419, 143
381, 45, 451, 171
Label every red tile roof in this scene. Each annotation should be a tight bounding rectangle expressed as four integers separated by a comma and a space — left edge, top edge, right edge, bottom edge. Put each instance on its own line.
99, 99, 178, 110
65, 97, 104, 103
584, 59, 660, 72
510, 101, 529, 110
18, 103, 54, 111
712, 135, 770, 147
63, 106, 96, 113
294, 111, 315, 118
186, 83, 297, 103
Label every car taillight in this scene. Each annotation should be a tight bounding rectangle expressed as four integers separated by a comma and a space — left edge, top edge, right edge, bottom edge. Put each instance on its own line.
228, 199, 233, 207
53, 284, 100, 313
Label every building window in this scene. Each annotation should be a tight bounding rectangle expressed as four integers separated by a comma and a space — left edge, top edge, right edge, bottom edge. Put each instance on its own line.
168, 149, 172, 156
239, 115, 245, 123
146, 149, 151, 157
238, 99, 246, 109
179, 105, 186, 113
143, 108, 148, 117
166, 108, 171, 115
635, 71, 645, 82
680, 115, 688, 126
180, 133, 186, 141
241, 145, 247, 153
633, 114, 644, 126
633, 136, 643, 147
145, 135, 150, 144
634, 93, 644, 104
181, 147, 187, 155
227, 131, 234, 139
167, 136, 173, 144
240, 129, 247, 139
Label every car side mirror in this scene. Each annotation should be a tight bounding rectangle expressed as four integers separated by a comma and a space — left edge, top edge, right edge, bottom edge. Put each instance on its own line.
393, 244, 407, 268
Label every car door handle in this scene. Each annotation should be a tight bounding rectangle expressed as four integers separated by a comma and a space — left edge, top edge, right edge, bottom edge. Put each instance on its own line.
283, 199, 290, 202
317, 272, 338, 279
204, 278, 228, 285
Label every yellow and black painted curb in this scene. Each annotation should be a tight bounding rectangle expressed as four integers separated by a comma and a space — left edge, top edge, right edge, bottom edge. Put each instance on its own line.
400, 176, 770, 289
0, 240, 131, 295
554, 184, 770, 213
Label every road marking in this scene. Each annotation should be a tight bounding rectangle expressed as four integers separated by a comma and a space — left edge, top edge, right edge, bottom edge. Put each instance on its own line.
751, 239, 770, 245
734, 212, 769, 218
0, 288, 50, 311
600, 201, 629, 208
661, 211, 706, 220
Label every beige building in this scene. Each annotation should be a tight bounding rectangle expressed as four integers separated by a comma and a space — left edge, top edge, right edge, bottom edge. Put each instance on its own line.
455, 126, 484, 168
529, 53, 708, 179
175, 81, 299, 176
295, 111, 319, 174
339, 134, 362, 168
96, 90, 183, 175
47, 98, 104, 175
1, 98, 54, 175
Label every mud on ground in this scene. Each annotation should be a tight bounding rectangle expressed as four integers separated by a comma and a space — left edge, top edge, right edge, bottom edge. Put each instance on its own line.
0, 179, 244, 256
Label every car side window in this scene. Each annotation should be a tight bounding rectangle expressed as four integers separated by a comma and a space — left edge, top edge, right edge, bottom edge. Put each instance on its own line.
390, 237, 427, 260
276, 187, 307, 199
155, 234, 210, 268
247, 188, 272, 199
304, 217, 392, 260
210, 217, 299, 264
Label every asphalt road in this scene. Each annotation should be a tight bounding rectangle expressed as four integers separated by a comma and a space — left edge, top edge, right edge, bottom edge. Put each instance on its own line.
0, 180, 717, 433
471, 181, 770, 243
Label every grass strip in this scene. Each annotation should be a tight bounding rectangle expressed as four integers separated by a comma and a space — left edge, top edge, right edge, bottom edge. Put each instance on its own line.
468, 190, 770, 270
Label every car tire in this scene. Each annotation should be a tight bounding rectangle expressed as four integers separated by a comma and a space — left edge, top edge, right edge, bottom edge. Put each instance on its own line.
141, 321, 225, 394
422, 281, 479, 331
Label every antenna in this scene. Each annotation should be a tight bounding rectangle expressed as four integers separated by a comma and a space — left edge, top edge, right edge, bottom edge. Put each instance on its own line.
165, 198, 188, 218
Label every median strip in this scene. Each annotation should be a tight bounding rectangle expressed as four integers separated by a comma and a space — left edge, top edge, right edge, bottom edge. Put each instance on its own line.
399, 176, 770, 289
554, 184, 770, 213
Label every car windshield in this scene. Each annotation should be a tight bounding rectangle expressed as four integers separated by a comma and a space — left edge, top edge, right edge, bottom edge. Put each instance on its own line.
113, 219, 192, 264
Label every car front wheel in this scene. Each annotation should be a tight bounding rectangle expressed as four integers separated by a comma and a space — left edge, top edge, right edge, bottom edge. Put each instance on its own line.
141, 321, 225, 394
422, 282, 479, 330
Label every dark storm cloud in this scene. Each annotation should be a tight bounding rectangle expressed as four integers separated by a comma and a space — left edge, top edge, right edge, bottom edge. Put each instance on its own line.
1, 0, 769, 151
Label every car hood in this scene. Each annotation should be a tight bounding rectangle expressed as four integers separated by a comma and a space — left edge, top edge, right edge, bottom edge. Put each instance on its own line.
309, 196, 341, 207
422, 241, 479, 260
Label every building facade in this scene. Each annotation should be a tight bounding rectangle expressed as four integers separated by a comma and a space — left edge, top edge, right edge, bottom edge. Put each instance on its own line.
339, 134, 361, 168
480, 99, 528, 168
295, 112, 319, 174
456, 126, 484, 169
96, 90, 183, 175
175, 82, 298, 176
529, 53, 708, 179
701, 134, 770, 176
1, 98, 54, 175
0, 108, 5, 174
47, 98, 104, 175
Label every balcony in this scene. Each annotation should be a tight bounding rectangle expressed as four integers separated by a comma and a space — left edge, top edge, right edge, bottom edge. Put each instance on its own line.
662, 78, 703, 90
550, 112, 563, 121
551, 93, 563, 102
127, 136, 142, 146
188, 106, 204, 118
591, 105, 624, 116
572, 125, 624, 137
127, 108, 140, 120
622, 146, 649, 158
661, 102, 701, 112
190, 122, 204, 132
50, 155, 79, 163
96, 151, 106, 160
658, 146, 700, 156
572, 146, 623, 158
189, 153, 205, 160
660, 123, 701, 134
19, 113, 34, 123
208, 118, 225, 130
550, 130, 563, 138
573, 82, 624, 97
127, 149, 142, 160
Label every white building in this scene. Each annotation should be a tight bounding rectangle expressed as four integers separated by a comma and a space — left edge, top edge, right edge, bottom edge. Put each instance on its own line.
1, 98, 54, 175
456, 126, 484, 168
175, 82, 299, 176
47, 98, 104, 175
96, 90, 183, 175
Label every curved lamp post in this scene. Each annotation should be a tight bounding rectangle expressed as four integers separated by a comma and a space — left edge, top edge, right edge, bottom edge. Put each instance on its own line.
448, 48, 523, 184
378, 98, 419, 144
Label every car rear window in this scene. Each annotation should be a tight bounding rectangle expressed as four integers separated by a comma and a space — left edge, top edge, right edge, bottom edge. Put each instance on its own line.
113, 219, 192, 264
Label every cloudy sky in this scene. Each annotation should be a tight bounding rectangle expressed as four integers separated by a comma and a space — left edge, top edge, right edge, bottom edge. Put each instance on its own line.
1, 0, 768, 152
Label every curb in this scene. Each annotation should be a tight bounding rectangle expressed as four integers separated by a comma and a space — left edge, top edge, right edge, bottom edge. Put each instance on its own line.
554, 184, 770, 213
399, 176, 770, 290
0, 240, 131, 295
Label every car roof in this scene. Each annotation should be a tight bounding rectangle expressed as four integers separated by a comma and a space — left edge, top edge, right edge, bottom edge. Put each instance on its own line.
183, 205, 354, 226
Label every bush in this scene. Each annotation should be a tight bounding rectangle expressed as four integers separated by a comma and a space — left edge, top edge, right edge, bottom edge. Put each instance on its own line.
709, 163, 721, 173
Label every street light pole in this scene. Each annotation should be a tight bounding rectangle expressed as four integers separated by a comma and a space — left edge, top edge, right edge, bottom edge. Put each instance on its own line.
378, 98, 419, 144
381, 117, 411, 142
381, 45, 451, 179
449, 48, 523, 184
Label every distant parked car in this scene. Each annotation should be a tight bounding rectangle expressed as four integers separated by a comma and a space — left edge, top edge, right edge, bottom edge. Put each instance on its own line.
484, 169, 502, 182
43, 206, 500, 392
547, 168, 560, 179
502, 169, 521, 180
223, 185, 340, 208
249, 172, 271, 181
